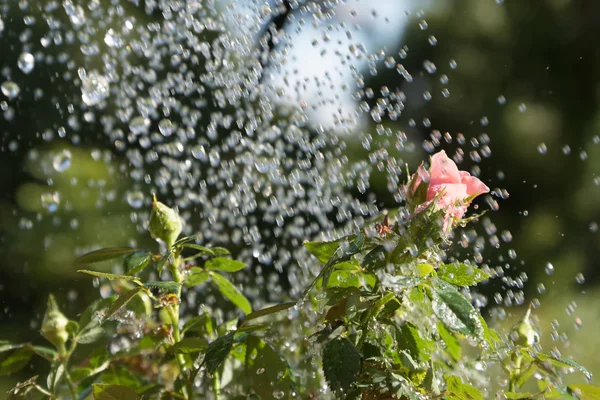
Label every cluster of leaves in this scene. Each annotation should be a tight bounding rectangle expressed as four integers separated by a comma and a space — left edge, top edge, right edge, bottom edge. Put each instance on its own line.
1, 195, 598, 399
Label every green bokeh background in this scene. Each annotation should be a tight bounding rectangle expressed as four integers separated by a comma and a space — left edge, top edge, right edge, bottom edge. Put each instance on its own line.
1, 0, 599, 393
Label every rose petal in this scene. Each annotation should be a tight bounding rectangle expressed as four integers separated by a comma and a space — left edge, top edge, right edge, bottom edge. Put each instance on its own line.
460, 173, 490, 197
428, 183, 468, 207
429, 150, 461, 187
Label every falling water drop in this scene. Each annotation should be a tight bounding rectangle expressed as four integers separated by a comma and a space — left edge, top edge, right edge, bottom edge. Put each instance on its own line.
81, 72, 110, 106
17, 52, 35, 74
544, 262, 555, 275
1, 81, 20, 99
126, 191, 145, 209
52, 149, 72, 172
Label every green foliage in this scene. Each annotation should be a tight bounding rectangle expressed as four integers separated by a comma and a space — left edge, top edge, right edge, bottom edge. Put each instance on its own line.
3, 192, 597, 400
322, 338, 362, 396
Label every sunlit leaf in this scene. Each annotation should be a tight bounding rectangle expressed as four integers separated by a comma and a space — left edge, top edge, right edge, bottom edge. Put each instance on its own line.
156, 251, 172, 275
445, 375, 484, 400
74, 248, 138, 266
101, 287, 144, 323
322, 337, 361, 395
568, 384, 600, 400
77, 326, 105, 344
205, 257, 247, 272
205, 333, 234, 374
437, 322, 461, 362
78, 270, 143, 285
93, 383, 140, 400
304, 238, 343, 263
437, 263, 490, 287
537, 353, 591, 380
124, 250, 152, 276
169, 338, 208, 354
47, 364, 64, 393
504, 392, 536, 399
211, 273, 252, 314
181, 243, 214, 256
241, 302, 295, 326
185, 269, 211, 287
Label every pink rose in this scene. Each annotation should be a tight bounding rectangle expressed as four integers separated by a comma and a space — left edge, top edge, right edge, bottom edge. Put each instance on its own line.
410, 150, 489, 220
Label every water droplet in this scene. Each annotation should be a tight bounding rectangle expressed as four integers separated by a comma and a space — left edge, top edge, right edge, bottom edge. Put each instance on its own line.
497, 95, 506, 104
449, 59, 458, 69
428, 35, 438, 46
126, 191, 145, 209
418, 20, 428, 30
129, 116, 150, 135
52, 149, 72, 172
41, 192, 60, 213
518, 103, 527, 112
18, 52, 35, 74
544, 262, 555, 275
158, 119, 174, 137
537, 143, 547, 154
81, 72, 109, 106
1, 81, 20, 99
575, 273, 585, 284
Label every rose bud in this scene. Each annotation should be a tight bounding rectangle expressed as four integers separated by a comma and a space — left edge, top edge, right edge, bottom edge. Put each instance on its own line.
149, 194, 183, 248
40, 294, 69, 355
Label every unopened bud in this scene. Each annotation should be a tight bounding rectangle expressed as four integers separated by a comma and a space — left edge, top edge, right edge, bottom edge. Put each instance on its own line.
149, 194, 183, 248
41, 294, 69, 354
510, 307, 540, 348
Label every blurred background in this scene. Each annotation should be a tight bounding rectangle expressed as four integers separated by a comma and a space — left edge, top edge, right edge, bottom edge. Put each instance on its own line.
1, 0, 599, 392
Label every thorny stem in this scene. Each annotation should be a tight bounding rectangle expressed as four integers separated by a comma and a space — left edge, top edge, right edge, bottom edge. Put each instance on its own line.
169, 252, 194, 399
509, 353, 523, 392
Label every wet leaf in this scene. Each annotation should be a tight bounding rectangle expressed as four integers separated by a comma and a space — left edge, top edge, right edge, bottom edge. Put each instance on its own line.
102, 287, 144, 323
504, 392, 536, 399
0, 341, 22, 354
304, 239, 343, 263
74, 248, 138, 266
437, 322, 461, 362
181, 243, 214, 255
245, 335, 293, 400
124, 250, 152, 276
145, 281, 179, 294
182, 315, 213, 335
156, 251, 172, 275
93, 383, 140, 400
211, 273, 252, 314
322, 337, 361, 395
397, 322, 432, 362
537, 353, 591, 380
0, 348, 33, 376
445, 375, 484, 400
205, 333, 234, 374
205, 257, 247, 272
431, 278, 482, 339
47, 364, 64, 393
78, 270, 143, 285
437, 263, 490, 287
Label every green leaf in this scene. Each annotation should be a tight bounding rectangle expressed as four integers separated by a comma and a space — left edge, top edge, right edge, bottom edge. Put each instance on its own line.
325, 269, 376, 289
185, 269, 211, 287
397, 322, 432, 362
78, 270, 143, 285
47, 364, 64, 393
156, 251, 172, 275
102, 287, 144, 323
437, 322, 461, 362
169, 338, 208, 354
537, 353, 592, 380
27, 345, 57, 362
245, 336, 293, 400
79, 297, 116, 330
124, 250, 152, 276
211, 273, 252, 314
205, 333, 234, 374
74, 248, 138, 266
0, 348, 33, 376
304, 238, 343, 263
145, 281, 180, 294
93, 383, 140, 400
241, 302, 296, 325
182, 315, 213, 335
381, 274, 421, 289
211, 247, 231, 256
181, 243, 215, 256
0, 341, 22, 354
77, 326, 105, 344
205, 257, 247, 273
437, 263, 490, 287
505, 392, 536, 399
445, 375, 484, 400
322, 337, 361, 395
431, 278, 482, 339
568, 384, 600, 400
